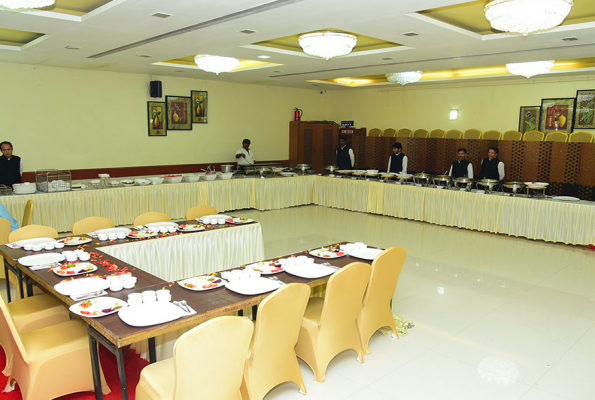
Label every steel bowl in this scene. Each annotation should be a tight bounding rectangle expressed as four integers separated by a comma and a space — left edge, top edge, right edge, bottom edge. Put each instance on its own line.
413, 172, 433, 185
477, 178, 500, 193
433, 175, 452, 187
295, 164, 311, 174
502, 181, 525, 196
453, 177, 474, 191
221, 164, 235, 173
324, 165, 338, 173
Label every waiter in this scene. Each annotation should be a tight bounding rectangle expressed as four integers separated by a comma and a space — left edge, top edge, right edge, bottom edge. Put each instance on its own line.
335, 136, 354, 169
235, 139, 255, 166
387, 142, 408, 174
0, 141, 22, 187
449, 148, 473, 178
479, 147, 505, 180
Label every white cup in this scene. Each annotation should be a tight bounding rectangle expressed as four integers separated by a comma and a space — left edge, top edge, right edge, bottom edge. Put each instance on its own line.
32, 244, 42, 252
43, 244, 54, 251
297, 256, 308, 262
119, 272, 132, 280
354, 242, 366, 250
218, 218, 225, 225
78, 253, 91, 261
23, 245, 33, 251
128, 293, 142, 300
106, 275, 121, 284
127, 297, 142, 306
156, 289, 170, 297
339, 244, 346, 250
98, 234, 108, 241
278, 258, 287, 265
108, 233, 118, 240
116, 232, 126, 239
159, 227, 168, 233
157, 294, 172, 302
167, 226, 176, 233
143, 295, 156, 303
306, 258, 315, 264
110, 282, 123, 291
202, 218, 211, 225
61, 250, 74, 256
249, 271, 261, 278
123, 280, 135, 289
66, 254, 77, 262
55, 242, 65, 249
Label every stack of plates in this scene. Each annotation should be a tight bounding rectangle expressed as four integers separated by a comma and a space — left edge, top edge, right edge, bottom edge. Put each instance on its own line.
13, 182, 36, 195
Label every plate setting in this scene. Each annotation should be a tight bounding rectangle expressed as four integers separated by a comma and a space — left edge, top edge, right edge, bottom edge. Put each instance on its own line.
226, 217, 254, 224
69, 297, 127, 318
244, 261, 283, 274
53, 262, 97, 276
127, 230, 159, 239
177, 224, 206, 232
62, 236, 93, 246
309, 247, 346, 259
178, 275, 227, 291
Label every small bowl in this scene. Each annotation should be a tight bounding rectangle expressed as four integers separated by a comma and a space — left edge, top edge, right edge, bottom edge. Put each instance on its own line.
142, 295, 156, 303
123, 281, 135, 289
79, 253, 91, 261
121, 180, 135, 187
110, 283, 123, 292
149, 177, 164, 185
116, 232, 126, 239
167, 226, 176, 233
23, 245, 33, 251
156, 289, 170, 296
106, 276, 121, 284
202, 218, 211, 225
119, 272, 132, 280
164, 175, 183, 184
108, 233, 118, 240
44, 243, 55, 251
55, 242, 65, 249
32, 245, 43, 252
219, 173, 233, 180
127, 297, 142, 306
110, 181, 120, 187
204, 174, 217, 181
159, 227, 168, 233
157, 294, 172, 302
128, 293, 142, 300
217, 218, 225, 225
98, 234, 108, 241
135, 179, 151, 186
183, 175, 200, 182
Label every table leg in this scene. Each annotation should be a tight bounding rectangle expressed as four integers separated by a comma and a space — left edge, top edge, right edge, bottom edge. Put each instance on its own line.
88, 326, 129, 400
25, 277, 33, 297
3, 261, 11, 303
148, 338, 156, 363
252, 305, 258, 321
16, 269, 24, 299
238, 309, 244, 316
87, 327, 103, 400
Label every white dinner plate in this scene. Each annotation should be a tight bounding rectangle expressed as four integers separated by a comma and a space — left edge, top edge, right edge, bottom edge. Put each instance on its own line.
284, 264, 337, 279
245, 261, 284, 274
62, 236, 93, 246
53, 262, 98, 277
54, 277, 110, 297
118, 302, 185, 327
127, 230, 159, 239
199, 214, 232, 222
178, 276, 227, 291
14, 237, 57, 247
225, 277, 283, 296
309, 248, 347, 259
145, 221, 179, 228
18, 253, 65, 267
552, 196, 580, 202
347, 248, 384, 261
69, 297, 127, 318
524, 182, 549, 187
280, 172, 297, 177
94, 227, 131, 235
177, 224, 206, 232
225, 217, 254, 225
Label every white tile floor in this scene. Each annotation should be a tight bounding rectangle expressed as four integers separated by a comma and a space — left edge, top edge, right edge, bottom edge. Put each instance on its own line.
231, 205, 595, 400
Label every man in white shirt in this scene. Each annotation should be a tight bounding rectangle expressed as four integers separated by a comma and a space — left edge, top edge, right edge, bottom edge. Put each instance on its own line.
448, 148, 473, 178
235, 139, 255, 166
335, 136, 354, 169
387, 142, 407, 174
479, 147, 505, 180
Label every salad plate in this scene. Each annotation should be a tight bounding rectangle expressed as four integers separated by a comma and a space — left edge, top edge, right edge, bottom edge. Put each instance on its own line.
245, 261, 283, 274
127, 230, 159, 239
225, 217, 254, 224
54, 277, 110, 297
177, 224, 206, 232
284, 263, 337, 279
145, 221, 178, 228
62, 236, 92, 246
346, 247, 383, 261
178, 276, 227, 291
18, 253, 65, 267
53, 262, 97, 276
118, 302, 185, 327
225, 277, 283, 296
552, 196, 580, 202
69, 297, 126, 318
309, 248, 347, 259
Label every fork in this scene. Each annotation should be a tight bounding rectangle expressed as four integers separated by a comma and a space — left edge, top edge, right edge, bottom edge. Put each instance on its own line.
268, 276, 286, 285
322, 262, 340, 271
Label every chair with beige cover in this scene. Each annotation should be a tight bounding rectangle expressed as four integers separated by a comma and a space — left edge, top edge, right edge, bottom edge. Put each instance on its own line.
482, 130, 501, 140
368, 128, 382, 137
383, 128, 397, 137
445, 129, 462, 139
136, 316, 253, 400
545, 131, 569, 142
429, 129, 445, 139
72, 216, 115, 236
523, 130, 544, 142
413, 129, 428, 138
502, 130, 522, 141
295, 262, 372, 382
185, 205, 217, 220
133, 212, 171, 227
0, 296, 110, 399
396, 128, 411, 138
569, 131, 594, 143
241, 283, 310, 400
357, 247, 407, 354
8, 224, 58, 243
22, 200, 33, 227
0, 218, 18, 299
463, 129, 481, 139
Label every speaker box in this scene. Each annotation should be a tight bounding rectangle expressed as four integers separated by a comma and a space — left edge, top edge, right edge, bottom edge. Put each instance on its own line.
150, 81, 162, 98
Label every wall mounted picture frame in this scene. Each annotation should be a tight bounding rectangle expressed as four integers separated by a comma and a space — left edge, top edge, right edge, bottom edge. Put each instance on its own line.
518, 106, 541, 133
539, 98, 576, 134
166, 96, 192, 130
574, 89, 595, 130
191, 90, 208, 123
147, 101, 166, 136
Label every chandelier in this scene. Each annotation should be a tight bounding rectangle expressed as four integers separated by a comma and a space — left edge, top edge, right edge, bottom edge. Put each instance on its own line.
298, 31, 357, 60
385, 71, 423, 85
194, 55, 240, 75
484, 0, 574, 36
0, 0, 55, 8
506, 60, 555, 78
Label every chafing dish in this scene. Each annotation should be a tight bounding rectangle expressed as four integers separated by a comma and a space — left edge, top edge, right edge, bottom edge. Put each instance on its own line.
295, 164, 311, 175
525, 182, 549, 197
220, 164, 235, 173
257, 166, 272, 176
477, 178, 500, 193
453, 177, 474, 191
396, 173, 413, 182
352, 170, 366, 178
324, 165, 338, 173
413, 172, 433, 186
432, 175, 452, 187
337, 169, 352, 175
502, 181, 525, 196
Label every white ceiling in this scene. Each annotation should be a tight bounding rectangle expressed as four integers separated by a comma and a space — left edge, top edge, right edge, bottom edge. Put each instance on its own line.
1, 0, 594, 89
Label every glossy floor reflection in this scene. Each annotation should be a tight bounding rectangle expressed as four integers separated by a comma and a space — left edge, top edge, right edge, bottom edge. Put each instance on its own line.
234, 206, 595, 400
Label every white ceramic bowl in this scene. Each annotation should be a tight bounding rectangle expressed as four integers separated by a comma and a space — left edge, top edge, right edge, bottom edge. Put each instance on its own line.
135, 179, 151, 186
366, 169, 379, 174
121, 180, 135, 187
183, 175, 200, 182
164, 175, 183, 184
219, 173, 233, 180
204, 174, 217, 181
149, 177, 164, 185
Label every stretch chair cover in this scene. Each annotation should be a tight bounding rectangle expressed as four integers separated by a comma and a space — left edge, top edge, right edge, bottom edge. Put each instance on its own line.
22, 200, 33, 227
295, 262, 372, 382
396, 129, 411, 138
482, 130, 501, 140
133, 212, 171, 227
8, 225, 58, 243
357, 247, 407, 354
383, 128, 397, 137
72, 216, 115, 236
0, 218, 16, 288
429, 129, 445, 139
464, 129, 482, 139
0, 297, 110, 399
502, 130, 522, 141
136, 316, 253, 400
413, 129, 428, 138
523, 130, 544, 142
445, 130, 462, 139
545, 131, 569, 142
569, 131, 594, 143
185, 205, 217, 220
241, 284, 310, 400
368, 128, 382, 137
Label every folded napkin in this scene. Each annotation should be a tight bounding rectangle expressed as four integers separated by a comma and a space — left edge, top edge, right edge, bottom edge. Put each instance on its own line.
30, 264, 58, 271
133, 226, 145, 230
70, 290, 108, 302
5, 243, 20, 249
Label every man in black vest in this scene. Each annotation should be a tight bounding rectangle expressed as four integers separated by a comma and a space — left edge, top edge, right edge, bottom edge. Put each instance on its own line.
0, 141, 22, 187
479, 147, 505, 180
335, 136, 354, 170
449, 148, 473, 178
387, 142, 408, 174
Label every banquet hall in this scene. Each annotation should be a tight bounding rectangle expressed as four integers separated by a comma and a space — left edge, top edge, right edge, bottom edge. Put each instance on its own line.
1, 1, 595, 399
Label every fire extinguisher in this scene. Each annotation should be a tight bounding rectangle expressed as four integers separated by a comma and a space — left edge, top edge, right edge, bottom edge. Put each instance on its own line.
294, 107, 303, 121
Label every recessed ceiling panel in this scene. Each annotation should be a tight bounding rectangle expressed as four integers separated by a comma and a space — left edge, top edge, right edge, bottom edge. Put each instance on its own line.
40, 0, 113, 16
0, 28, 44, 47
156, 54, 282, 73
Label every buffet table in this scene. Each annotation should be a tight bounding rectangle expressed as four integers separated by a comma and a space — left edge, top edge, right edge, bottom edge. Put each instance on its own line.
1, 176, 594, 245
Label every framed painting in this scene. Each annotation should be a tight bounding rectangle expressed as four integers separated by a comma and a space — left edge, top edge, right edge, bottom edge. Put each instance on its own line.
539, 98, 576, 134
166, 96, 192, 130
191, 90, 208, 123
147, 101, 166, 136
574, 89, 595, 129
518, 106, 540, 133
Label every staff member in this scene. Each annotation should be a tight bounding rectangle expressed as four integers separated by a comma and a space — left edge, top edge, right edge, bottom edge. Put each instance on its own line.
336, 136, 354, 169
449, 148, 473, 178
387, 142, 408, 174
235, 139, 255, 166
479, 147, 505, 180
0, 141, 22, 187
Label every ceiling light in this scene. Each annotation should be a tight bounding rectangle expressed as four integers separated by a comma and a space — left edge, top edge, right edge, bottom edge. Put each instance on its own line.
484, 0, 574, 36
561, 36, 579, 41
385, 71, 423, 85
194, 55, 240, 75
381, 57, 395, 61
65, 46, 81, 50
138, 54, 152, 58
239, 29, 258, 34
506, 60, 554, 78
298, 31, 357, 60
450, 110, 459, 120
151, 12, 172, 18
401, 32, 419, 37
0, 0, 54, 8
257, 55, 271, 59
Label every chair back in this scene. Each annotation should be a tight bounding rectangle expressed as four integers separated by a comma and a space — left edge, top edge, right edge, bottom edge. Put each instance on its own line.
72, 217, 115, 236
502, 130, 522, 141
368, 128, 382, 137
363, 247, 406, 314
383, 128, 397, 137
445, 129, 462, 139
185, 205, 217, 220
0, 218, 11, 245
133, 212, 171, 227
396, 128, 411, 138
413, 129, 428, 138
429, 129, 445, 139
22, 200, 33, 227
0, 294, 30, 365
8, 225, 58, 243
569, 131, 594, 143
173, 316, 253, 400
545, 131, 569, 142
523, 130, 544, 141
463, 129, 481, 139
320, 262, 371, 332
482, 130, 501, 140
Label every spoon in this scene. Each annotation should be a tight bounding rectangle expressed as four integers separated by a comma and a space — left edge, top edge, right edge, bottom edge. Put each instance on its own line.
180, 300, 191, 313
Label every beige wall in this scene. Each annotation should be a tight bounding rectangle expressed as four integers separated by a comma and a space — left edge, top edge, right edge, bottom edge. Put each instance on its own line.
0, 62, 323, 171
325, 77, 595, 135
